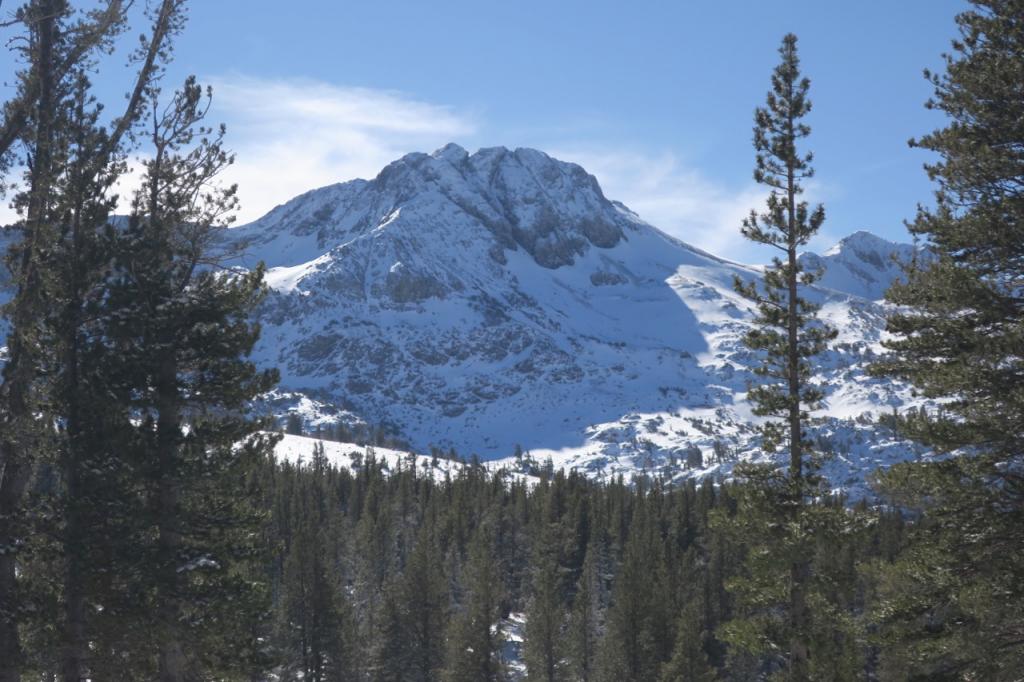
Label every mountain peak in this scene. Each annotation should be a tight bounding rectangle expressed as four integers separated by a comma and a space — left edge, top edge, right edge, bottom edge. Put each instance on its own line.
431, 142, 469, 163
801, 230, 914, 300
826, 230, 899, 257
234, 144, 628, 272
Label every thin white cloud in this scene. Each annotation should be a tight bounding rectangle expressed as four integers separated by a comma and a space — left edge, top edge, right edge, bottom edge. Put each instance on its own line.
200, 75, 784, 257
205, 76, 478, 223
550, 147, 845, 263
3, 77, 476, 227
2, 77, 845, 265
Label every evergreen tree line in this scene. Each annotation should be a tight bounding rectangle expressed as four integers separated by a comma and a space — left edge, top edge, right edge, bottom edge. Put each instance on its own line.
283, 413, 413, 453
251, 448, 907, 682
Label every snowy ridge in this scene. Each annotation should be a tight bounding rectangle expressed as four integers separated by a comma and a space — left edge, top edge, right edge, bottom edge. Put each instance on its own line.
223, 144, 925, 495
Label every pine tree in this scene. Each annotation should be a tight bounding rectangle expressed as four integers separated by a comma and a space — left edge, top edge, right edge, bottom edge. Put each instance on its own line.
49, 72, 141, 682
352, 470, 393, 655
285, 412, 303, 436
870, 2, 1024, 677
278, 502, 354, 681
567, 539, 604, 682
523, 529, 565, 682
372, 586, 409, 682
98, 76, 278, 680
660, 599, 717, 682
597, 510, 661, 682
444, 522, 506, 682
276, 445, 355, 681
0, 4, 85, 676
726, 33, 838, 680
398, 523, 449, 680
369, 520, 448, 681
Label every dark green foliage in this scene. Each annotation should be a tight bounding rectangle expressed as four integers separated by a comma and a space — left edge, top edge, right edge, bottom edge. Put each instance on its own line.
661, 599, 717, 682
83, 76, 278, 678
444, 521, 507, 682
868, 2, 1024, 679
240, 442, 917, 682
253, 460, 734, 680
597, 512, 663, 681
0, 3, 1017, 680
0, 3, 114, 676
0, 2, 188, 679
715, 471, 872, 681
285, 412, 304, 436
523, 515, 567, 682
366, 515, 448, 681
876, 0, 1024, 479
46, 73, 148, 681
733, 34, 834, 464
276, 444, 354, 681
567, 540, 604, 682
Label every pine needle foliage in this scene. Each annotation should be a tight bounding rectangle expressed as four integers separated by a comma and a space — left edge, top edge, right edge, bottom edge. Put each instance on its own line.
870, 2, 1024, 678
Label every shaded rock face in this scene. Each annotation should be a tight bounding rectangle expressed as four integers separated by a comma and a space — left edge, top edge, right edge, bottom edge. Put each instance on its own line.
384, 262, 450, 304
225, 144, 927, 496
590, 270, 628, 286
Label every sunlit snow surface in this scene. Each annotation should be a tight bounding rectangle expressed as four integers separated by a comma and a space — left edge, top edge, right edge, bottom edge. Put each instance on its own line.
273, 433, 537, 488
229, 145, 927, 497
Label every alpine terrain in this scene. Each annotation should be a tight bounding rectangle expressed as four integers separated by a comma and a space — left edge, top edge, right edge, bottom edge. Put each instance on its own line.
228, 143, 925, 495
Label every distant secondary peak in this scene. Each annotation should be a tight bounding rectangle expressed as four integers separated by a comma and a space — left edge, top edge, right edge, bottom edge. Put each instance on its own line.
432, 142, 469, 163
826, 230, 894, 256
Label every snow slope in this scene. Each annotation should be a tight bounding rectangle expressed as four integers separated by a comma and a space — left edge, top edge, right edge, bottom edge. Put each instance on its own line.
273, 433, 536, 487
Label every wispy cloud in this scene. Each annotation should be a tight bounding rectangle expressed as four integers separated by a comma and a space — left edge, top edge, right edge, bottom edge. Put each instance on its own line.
2, 76, 844, 264
205, 76, 478, 223
551, 147, 843, 262
1, 76, 477, 227
201, 74, 802, 260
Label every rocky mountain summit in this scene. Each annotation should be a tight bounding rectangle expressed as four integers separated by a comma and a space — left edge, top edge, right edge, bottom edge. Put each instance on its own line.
228, 144, 924, 495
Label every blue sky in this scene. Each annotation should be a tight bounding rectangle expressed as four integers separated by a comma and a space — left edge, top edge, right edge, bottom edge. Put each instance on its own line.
7, 0, 970, 261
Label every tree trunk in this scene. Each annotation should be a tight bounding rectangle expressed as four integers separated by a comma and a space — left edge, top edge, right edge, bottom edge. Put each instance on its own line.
786, 109, 809, 681
156, 352, 187, 682
0, 4, 58, 678
59, 88, 98, 681
60, 425, 87, 682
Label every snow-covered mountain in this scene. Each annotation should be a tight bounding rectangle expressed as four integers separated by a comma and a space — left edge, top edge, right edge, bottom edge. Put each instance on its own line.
227, 144, 923, 494
800, 230, 917, 301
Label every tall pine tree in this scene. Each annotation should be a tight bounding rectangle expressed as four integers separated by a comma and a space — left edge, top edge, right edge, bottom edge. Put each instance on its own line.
567, 539, 604, 682
100, 76, 278, 680
276, 443, 355, 681
523, 519, 566, 682
444, 521, 506, 682
725, 33, 837, 681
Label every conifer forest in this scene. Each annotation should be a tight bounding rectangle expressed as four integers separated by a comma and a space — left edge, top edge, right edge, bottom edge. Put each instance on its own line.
0, 1, 1021, 680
